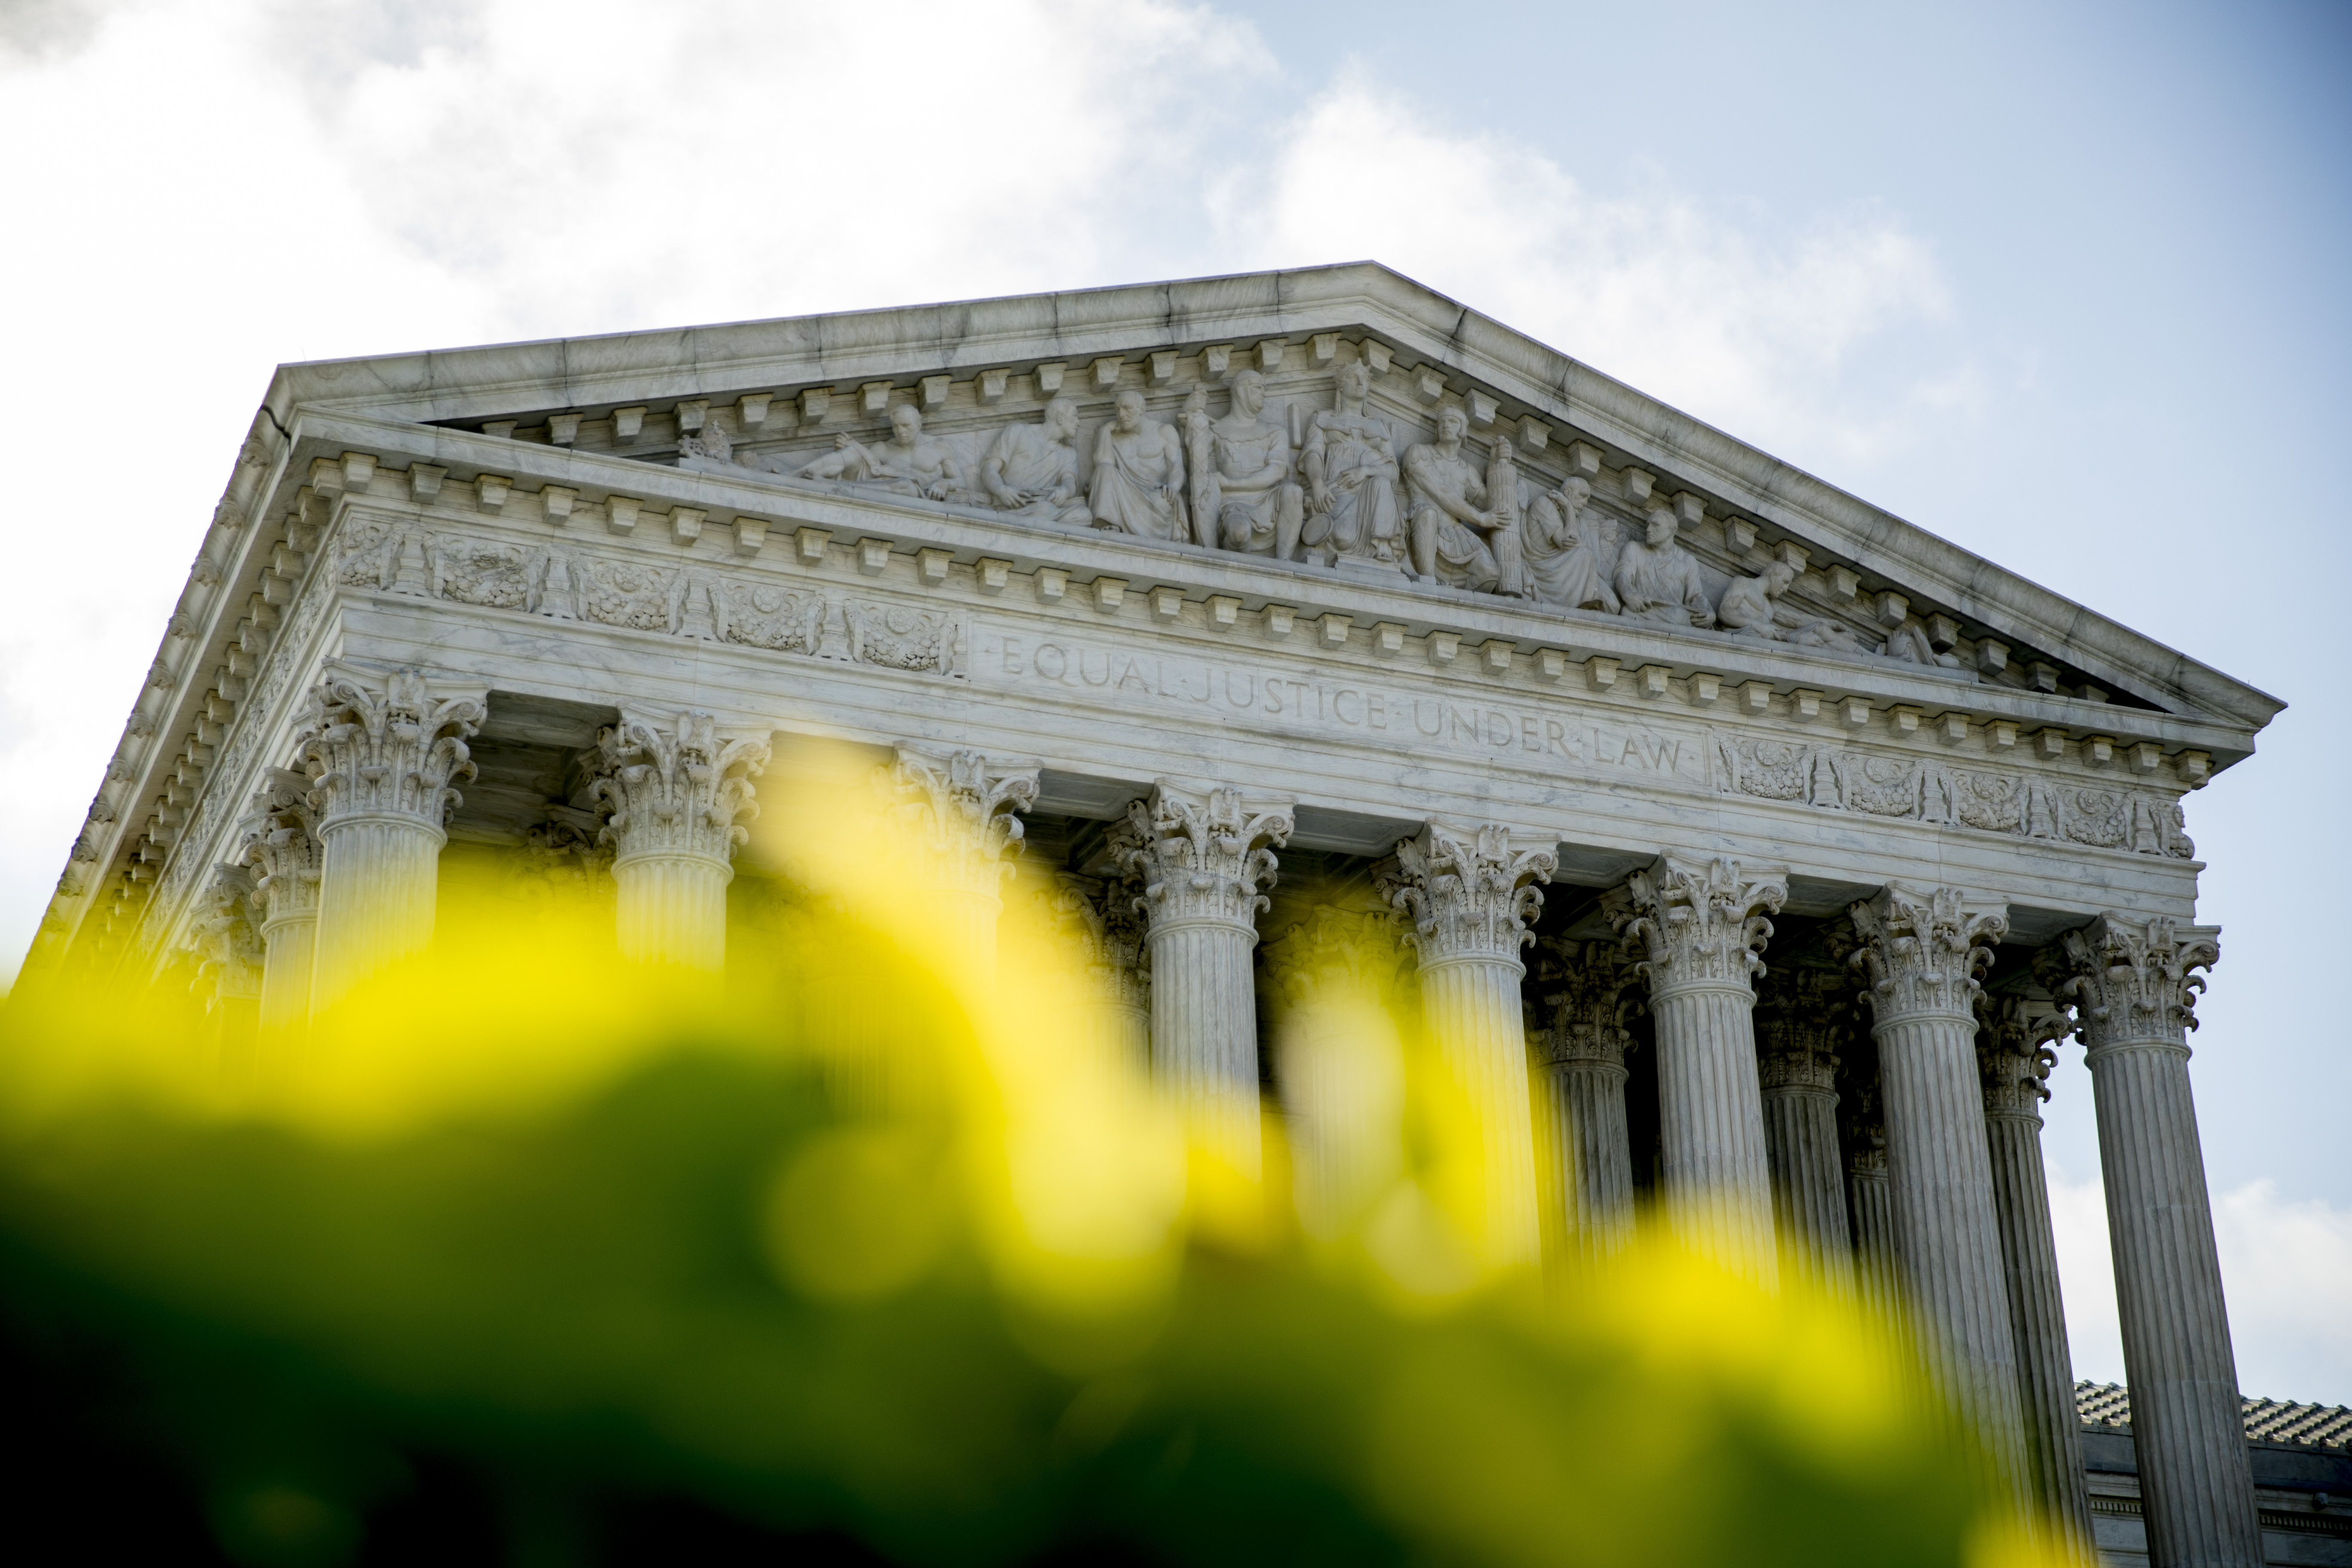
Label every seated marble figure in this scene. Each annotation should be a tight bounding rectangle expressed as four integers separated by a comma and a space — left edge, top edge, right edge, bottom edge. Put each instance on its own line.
1521, 475, 1620, 613
794, 404, 968, 502
1716, 560, 1876, 652
980, 397, 1089, 527
1089, 387, 1189, 542
1614, 504, 1715, 627
1403, 405, 1525, 595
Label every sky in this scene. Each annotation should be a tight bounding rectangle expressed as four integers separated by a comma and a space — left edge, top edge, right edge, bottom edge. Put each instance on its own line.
1, 0, 2345, 1403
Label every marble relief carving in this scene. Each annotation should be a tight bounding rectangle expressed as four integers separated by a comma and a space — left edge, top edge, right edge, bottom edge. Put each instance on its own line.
652, 342, 1991, 673
337, 527, 963, 678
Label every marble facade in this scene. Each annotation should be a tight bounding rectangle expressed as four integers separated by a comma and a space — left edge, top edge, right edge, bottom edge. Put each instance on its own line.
28, 264, 2282, 1565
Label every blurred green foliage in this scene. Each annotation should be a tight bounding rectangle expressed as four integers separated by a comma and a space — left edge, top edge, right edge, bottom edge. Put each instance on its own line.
0, 858, 2061, 1567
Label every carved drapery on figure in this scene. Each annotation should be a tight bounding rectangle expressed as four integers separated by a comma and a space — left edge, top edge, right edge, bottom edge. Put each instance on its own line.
1975, 992, 2097, 1543
1609, 856, 1786, 1282
295, 668, 487, 1007
1118, 783, 1293, 1178
1849, 884, 2028, 1500
2038, 916, 2261, 1568
1532, 937, 1642, 1263
1264, 905, 1409, 1239
588, 710, 768, 969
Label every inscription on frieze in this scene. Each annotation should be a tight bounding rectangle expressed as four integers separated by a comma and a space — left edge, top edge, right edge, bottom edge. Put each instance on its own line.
967, 623, 1709, 789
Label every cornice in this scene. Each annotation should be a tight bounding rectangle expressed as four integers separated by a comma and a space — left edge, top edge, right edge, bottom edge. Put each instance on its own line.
250, 263, 2283, 734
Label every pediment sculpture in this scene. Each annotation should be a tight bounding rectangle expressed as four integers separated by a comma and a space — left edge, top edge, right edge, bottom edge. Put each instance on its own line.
666, 349, 1999, 679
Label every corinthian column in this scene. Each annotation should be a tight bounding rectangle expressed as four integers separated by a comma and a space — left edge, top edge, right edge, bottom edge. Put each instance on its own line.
589, 711, 768, 970
1378, 823, 1555, 1268
1753, 965, 1856, 1291
1043, 872, 1151, 1068
886, 747, 1038, 984
2040, 917, 2260, 1567
1264, 906, 1408, 1240
1850, 885, 2027, 1491
1839, 1057, 1903, 1315
1978, 995, 2095, 1544
241, 770, 321, 1033
1117, 782, 1292, 1178
190, 866, 263, 1049
1609, 856, 1786, 1283
1531, 937, 1639, 1265
298, 668, 486, 1008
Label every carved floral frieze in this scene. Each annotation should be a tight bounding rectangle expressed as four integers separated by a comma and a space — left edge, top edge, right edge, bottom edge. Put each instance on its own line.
337, 524, 964, 678
1712, 731, 2192, 860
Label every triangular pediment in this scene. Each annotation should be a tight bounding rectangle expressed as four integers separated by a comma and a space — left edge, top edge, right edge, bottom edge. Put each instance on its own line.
250, 263, 2278, 745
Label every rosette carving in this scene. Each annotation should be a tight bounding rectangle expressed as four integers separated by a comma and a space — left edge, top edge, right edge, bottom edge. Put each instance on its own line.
294, 668, 486, 829
1377, 823, 1556, 966
1849, 885, 2008, 1024
885, 747, 1039, 897
1608, 856, 1786, 994
1117, 784, 1292, 931
2034, 915, 2218, 1050
588, 710, 768, 866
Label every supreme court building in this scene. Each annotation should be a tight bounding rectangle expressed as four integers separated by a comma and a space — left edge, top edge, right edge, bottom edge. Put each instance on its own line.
31, 265, 2287, 1565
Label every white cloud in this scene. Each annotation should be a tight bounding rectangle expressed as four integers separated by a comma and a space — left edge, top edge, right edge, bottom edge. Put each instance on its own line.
0, 7, 1971, 995
2049, 1158, 2352, 1407
1213, 80, 1966, 464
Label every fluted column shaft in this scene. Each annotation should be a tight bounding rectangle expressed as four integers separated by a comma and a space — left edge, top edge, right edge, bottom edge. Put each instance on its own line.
256, 908, 318, 1033
312, 816, 443, 1001
1532, 938, 1638, 1265
1759, 1064, 1854, 1289
1853, 886, 2026, 1498
1266, 908, 1405, 1240
1611, 857, 1786, 1285
1383, 824, 1556, 1268
1652, 982, 1777, 1278
1542, 1047, 1633, 1263
1985, 1108, 2095, 1539
1848, 1146, 1901, 1311
296, 669, 485, 1010
1981, 999, 2094, 1542
1423, 954, 1541, 1263
1121, 784, 1292, 1181
2046, 917, 2259, 1568
592, 711, 768, 971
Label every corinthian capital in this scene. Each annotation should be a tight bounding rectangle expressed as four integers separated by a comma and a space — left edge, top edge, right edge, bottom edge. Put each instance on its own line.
240, 769, 321, 925
1264, 905, 1406, 1007
191, 865, 263, 1000
1117, 781, 1292, 931
1608, 855, 1787, 995
1531, 937, 1641, 1068
2034, 914, 2218, 1050
1754, 963, 1853, 1090
1976, 992, 2064, 1118
294, 667, 487, 829
1044, 872, 1147, 974
589, 710, 769, 866
1849, 885, 2008, 1024
885, 746, 1039, 896
1378, 823, 1556, 966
